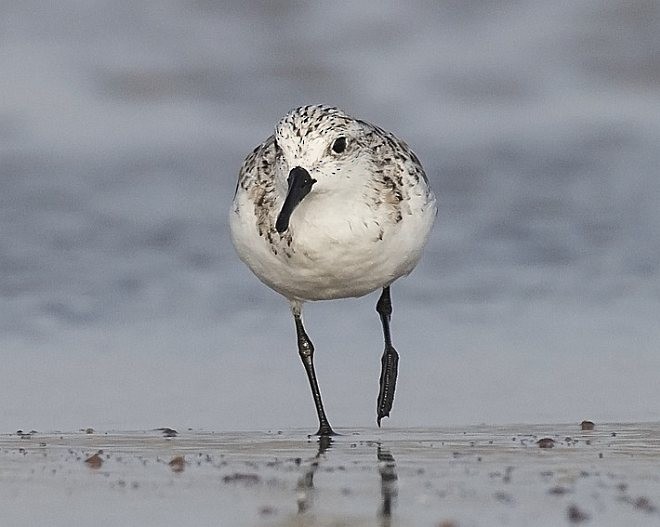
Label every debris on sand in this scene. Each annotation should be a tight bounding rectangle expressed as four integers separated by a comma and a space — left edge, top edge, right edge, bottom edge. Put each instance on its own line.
567, 504, 590, 523
634, 496, 657, 513
223, 473, 260, 485
169, 456, 185, 473
258, 506, 276, 516
548, 486, 571, 495
85, 451, 104, 469
619, 496, 658, 513
537, 438, 555, 448
494, 491, 514, 504
156, 427, 178, 438
580, 421, 595, 431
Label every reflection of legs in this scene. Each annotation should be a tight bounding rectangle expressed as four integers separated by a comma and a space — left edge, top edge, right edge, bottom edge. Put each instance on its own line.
292, 303, 335, 436
377, 445, 398, 522
376, 287, 399, 426
297, 436, 333, 514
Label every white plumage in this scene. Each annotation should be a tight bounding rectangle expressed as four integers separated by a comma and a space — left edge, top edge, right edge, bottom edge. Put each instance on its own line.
230, 105, 436, 434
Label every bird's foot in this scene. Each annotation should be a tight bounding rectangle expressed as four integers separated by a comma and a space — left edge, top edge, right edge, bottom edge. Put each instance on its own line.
376, 345, 399, 426
313, 423, 337, 437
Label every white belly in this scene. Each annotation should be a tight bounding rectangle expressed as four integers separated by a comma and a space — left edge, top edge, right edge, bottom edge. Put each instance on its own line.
230, 191, 436, 302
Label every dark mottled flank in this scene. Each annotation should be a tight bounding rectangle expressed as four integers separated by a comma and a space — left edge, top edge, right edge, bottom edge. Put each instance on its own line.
235, 106, 431, 255
237, 136, 292, 256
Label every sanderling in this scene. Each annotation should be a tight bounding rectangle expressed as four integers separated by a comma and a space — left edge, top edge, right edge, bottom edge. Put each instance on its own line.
230, 105, 436, 435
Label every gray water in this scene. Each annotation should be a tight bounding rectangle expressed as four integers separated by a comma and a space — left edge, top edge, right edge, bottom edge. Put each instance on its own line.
1, 1, 660, 433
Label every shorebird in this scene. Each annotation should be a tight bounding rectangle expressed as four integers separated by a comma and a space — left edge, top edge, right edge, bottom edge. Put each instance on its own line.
230, 105, 436, 435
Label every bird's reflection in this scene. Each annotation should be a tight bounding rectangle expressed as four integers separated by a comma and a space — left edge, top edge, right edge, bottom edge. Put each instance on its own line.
295, 437, 399, 525
377, 445, 398, 524
296, 435, 332, 513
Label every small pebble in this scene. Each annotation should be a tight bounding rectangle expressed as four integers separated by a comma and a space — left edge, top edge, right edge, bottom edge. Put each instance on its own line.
157, 427, 178, 438
169, 456, 185, 473
548, 486, 570, 495
85, 451, 104, 469
494, 491, 514, 504
634, 497, 656, 513
223, 473, 260, 485
537, 438, 555, 448
567, 504, 590, 523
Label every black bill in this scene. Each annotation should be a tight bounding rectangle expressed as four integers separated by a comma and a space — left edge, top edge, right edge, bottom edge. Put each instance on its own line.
275, 166, 316, 233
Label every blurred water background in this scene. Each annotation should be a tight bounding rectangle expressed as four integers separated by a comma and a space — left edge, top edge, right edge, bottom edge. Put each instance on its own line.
1, 0, 659, 433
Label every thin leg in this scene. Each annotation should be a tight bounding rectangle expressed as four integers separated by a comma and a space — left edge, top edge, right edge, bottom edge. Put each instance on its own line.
376, 287, 399, 426
292, 305, 335, 436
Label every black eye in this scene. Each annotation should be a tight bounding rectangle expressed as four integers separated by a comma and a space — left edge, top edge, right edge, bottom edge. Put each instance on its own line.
332, 136, 346, 154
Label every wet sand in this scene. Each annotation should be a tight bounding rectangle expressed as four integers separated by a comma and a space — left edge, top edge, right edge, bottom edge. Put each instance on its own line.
2, 423, 660, 526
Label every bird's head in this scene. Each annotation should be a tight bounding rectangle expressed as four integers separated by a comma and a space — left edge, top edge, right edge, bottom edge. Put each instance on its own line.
272, 105, 366, 233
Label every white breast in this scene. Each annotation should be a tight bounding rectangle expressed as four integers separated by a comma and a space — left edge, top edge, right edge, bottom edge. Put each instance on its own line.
230, 185, 436, 302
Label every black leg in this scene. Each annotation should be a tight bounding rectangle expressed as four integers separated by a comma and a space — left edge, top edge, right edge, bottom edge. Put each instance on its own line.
376, 287, 399, 426
293, 310, 335, 436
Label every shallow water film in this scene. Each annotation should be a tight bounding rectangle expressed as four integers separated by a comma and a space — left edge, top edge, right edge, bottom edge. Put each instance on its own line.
2, 424, 660, 526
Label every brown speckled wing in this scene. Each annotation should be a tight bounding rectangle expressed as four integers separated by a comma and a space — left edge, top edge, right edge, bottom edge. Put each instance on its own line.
359, 122, 429, 224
